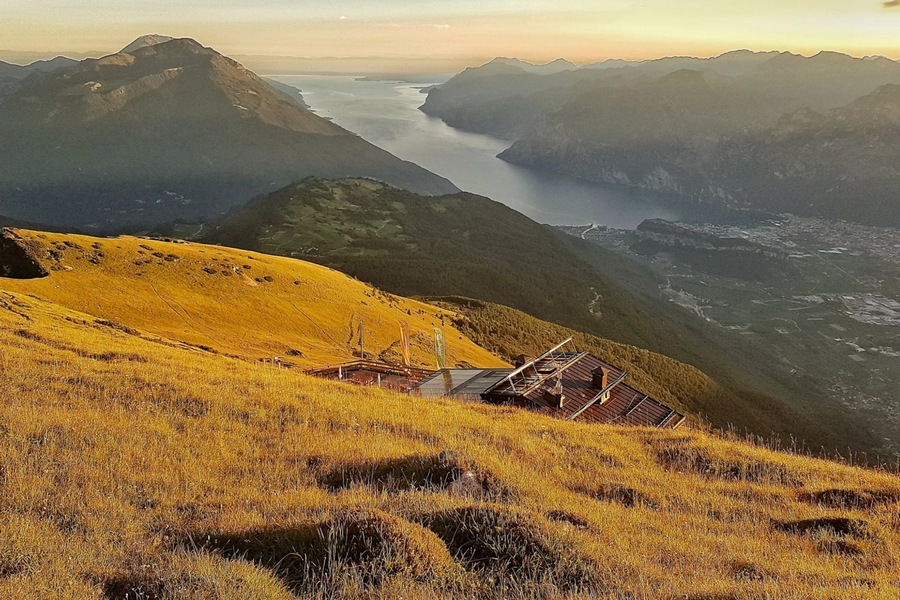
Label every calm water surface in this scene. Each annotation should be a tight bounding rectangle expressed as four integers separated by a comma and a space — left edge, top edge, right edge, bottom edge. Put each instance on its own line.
272, 75, 700, 228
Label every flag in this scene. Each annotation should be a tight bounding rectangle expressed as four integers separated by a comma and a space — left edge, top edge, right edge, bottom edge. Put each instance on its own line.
358, 319, 365, 359
434, 327, 446, 370
399, 320, 411, 367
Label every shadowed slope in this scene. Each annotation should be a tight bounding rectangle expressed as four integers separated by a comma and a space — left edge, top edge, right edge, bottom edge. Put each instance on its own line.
0, 38, 457, 229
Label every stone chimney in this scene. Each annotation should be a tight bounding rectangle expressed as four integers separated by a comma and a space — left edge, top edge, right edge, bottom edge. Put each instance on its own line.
591, 367, 609, 390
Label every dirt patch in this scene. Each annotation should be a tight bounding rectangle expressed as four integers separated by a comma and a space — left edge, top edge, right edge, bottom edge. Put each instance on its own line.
14, 328, 45, 342
773, 517, 872, 539
0, 230, 48, 279
801, 489, 900, 510
0, 557, 31, 579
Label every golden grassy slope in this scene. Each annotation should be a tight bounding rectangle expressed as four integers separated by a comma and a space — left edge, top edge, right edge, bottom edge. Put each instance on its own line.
0, 229, 502, 369
0, 290, 898, 599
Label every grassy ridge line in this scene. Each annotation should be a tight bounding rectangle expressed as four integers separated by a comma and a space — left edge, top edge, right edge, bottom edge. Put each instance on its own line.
0, 289, 898, 598
203, 178, 606, 334
0, 229, 504, 370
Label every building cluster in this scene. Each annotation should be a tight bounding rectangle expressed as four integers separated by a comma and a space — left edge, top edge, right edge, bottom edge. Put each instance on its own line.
307, 338, 684, 430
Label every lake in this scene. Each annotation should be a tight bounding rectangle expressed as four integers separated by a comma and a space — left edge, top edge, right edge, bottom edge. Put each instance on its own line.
271, 75, 702, 228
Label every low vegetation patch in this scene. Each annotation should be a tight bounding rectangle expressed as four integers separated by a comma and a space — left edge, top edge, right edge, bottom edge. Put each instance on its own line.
419, 505, 599, 592
544, 510, 590, 530
582, 483, 660, 509
654, 442, 803, 486
320, 451, 502, 500
188, 510, 460, 592
817, 540, 866, 557
800, 488, 900, 509
773, 517, 872, 540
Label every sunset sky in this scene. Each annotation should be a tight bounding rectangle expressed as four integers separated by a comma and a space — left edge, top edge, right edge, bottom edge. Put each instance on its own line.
2, 0, 900, 66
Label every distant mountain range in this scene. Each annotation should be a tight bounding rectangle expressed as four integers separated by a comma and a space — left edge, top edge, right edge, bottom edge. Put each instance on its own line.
0, 35, 456, 230
0, 55, 79, 88
488, 57, 577, 75
423, 51, 900, 226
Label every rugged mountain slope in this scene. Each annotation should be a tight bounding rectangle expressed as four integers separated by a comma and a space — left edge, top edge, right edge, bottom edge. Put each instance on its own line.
120, 33, 175, 54
0, 56, 79, 91
419, 60, 613, 139
201, 179, 881, 455
0, 55, 78, 80
505, 82, 900, 225
205, 179, 615, 334
489, 57, 577, 75
498, 69, 767, 195
0, 228, 498, 369
0, 60, 28, 89
426, 51, 900, 224
0, 279, 898, 598
701, 84, 900, 224
0, 37, 456, 230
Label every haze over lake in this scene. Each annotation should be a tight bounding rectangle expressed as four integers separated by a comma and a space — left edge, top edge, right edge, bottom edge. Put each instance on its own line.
272, 75, 702, 228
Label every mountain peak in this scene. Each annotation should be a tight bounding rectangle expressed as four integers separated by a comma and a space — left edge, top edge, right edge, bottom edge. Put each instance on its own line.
809, 50, 854, 64
120, 34, 176, 54
128, 37, 211, 58
0, 37, 457, 228
486, 57, 575, 75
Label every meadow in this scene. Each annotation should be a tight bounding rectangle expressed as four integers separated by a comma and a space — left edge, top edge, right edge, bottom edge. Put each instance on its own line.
0, 254, 898, 598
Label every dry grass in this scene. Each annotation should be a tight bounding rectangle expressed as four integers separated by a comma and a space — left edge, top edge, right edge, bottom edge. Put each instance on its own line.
0, 229, 502, 369
0, 229, 899, 598
0, 287, 897, 599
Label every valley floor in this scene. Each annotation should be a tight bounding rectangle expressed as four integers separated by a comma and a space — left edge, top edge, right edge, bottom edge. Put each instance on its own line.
561, 216, 900, 461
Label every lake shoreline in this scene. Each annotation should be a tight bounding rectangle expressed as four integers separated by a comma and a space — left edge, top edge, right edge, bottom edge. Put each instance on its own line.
270, 74, 721, 229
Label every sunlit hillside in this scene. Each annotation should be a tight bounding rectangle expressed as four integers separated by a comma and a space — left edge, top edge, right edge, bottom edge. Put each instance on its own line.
202, 178, 882, 456
0, 278, 898, 599
0, 229, 502, 369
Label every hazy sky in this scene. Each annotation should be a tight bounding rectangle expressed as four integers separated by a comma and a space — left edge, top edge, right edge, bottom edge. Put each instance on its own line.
2, 0, 900, 63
